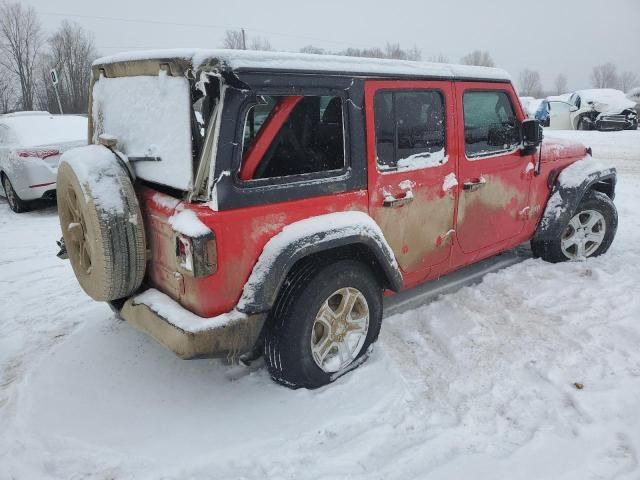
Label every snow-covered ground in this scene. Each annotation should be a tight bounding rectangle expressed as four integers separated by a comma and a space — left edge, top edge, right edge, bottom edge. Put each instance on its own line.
1, 130, 639, 479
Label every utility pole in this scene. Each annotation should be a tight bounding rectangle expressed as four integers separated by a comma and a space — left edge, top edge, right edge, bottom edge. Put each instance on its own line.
49, 68, 63, 115
241, 28, 247, 50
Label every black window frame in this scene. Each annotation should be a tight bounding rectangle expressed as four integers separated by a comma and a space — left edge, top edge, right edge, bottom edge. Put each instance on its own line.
462, 88, 520, 160
211, 73, 366, 211
235, 92, 349, 186
373, 88, 448, 172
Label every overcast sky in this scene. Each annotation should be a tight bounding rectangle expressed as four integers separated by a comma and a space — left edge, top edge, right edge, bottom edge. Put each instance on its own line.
24, 0, 640, 92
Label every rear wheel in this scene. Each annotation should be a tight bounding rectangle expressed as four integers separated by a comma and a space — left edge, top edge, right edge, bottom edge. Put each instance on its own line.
2, 175, 29, 213
263, 259, 383, 389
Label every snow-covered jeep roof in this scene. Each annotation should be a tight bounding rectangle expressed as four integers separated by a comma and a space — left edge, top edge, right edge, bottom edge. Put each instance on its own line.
93, 48, 511, 82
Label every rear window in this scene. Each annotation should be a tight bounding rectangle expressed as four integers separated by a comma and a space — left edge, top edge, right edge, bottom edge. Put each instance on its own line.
92, 72, 213, 191
374, 90, 446, 170
1, 115, 86, 147
240, 95, 345, 180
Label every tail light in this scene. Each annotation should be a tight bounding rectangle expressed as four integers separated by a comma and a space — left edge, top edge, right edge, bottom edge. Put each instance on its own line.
16, 149, 60, 160
175, 232, 217, 278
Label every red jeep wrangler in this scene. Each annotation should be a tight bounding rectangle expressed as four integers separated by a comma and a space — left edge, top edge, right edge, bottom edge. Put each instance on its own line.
57, 50, 617, 389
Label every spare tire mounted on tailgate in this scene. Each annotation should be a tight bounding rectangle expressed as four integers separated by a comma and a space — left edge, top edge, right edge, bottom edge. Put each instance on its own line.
57, 145, 146, 301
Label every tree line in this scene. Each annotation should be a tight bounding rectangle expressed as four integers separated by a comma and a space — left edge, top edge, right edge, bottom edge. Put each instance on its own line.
0, 2, 98, 114
1, 8, 637, 115
518, 64, 638, 98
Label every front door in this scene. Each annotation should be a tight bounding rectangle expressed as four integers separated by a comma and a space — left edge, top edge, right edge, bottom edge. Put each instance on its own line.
454, 83, 533, 254
548, 101, 574, 130
365, 80, 458, 275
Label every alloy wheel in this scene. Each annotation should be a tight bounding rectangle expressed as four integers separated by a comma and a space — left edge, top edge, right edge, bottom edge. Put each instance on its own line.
310, 287, 370, 373
561, 209, 606, 259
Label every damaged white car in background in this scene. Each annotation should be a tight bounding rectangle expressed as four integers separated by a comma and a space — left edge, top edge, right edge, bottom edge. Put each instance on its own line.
537, 89, 638, 131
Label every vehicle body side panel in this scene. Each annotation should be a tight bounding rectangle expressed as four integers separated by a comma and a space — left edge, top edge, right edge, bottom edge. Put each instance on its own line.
364, 80, 458, 281
453, 81, 533, 254
142, 186, 370, 318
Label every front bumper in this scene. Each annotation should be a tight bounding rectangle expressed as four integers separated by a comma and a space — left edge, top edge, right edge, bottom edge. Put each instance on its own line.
595, 113, 635, 131
116, 288, 267, 360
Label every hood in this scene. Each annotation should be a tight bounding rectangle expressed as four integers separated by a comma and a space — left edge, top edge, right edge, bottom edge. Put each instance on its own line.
542, 137, 588, 162
577, 89, 636, 114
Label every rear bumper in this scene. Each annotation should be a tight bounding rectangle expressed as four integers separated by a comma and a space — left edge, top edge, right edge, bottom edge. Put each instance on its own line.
116, 288, 267, 359
8, 159, 58, 201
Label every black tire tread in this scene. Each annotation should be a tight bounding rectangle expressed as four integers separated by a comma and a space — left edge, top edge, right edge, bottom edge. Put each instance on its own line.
532, 190, 617, 263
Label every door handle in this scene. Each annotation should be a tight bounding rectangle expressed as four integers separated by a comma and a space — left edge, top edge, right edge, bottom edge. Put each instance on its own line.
463, 177, 487, 192
383, 192, 414, 208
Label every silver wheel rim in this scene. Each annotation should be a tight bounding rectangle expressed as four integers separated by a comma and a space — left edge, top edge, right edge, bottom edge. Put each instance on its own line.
310, 287, 370, 373
561, 209, 606, 259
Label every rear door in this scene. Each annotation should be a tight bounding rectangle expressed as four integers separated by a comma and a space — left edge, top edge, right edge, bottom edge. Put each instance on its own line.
365, 80, 458, 275
454, 83, 532, 254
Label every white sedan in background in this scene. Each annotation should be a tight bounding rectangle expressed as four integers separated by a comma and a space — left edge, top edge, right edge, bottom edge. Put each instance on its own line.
0, 112, 87, 213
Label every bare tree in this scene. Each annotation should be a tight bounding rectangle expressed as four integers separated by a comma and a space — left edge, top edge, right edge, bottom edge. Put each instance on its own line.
460, 50, 494, 67
554, 74, 568, 95
223, 30, 244, 50
591, 63, 619, 89
0, 2, 44, 110
621, 71, 639, 93
518, 69, 543, 97
0, 66, 14, 112
300, 45, 324, 55
385, 43, 408, 60
41, 20, 99, 114
428, 53, 449, 63
406, 45, 422, 61
249, 36, 272, 51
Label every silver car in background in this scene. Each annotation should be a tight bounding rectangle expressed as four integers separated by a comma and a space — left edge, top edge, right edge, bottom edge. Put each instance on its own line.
0, 112, 87, 212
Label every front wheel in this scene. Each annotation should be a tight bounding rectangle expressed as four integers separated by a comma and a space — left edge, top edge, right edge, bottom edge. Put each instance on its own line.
263, 259, 383, 389
577, 116, 593, 131
532, 190, 617, 262
2, 175, 29, 213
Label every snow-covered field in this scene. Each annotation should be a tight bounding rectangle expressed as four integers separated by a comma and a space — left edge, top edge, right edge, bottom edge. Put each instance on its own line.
1, 130, 639, 479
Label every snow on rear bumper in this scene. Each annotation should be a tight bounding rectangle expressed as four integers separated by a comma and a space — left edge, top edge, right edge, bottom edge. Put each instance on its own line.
118, 288, 266, 359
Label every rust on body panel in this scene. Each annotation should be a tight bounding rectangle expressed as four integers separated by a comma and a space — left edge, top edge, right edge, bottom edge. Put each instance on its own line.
377, 187, 455, 272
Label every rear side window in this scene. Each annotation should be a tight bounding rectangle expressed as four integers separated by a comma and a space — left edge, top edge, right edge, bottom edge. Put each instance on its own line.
241, 95, 345, 180
463, 90, 519, 158
374, 90, 446, 170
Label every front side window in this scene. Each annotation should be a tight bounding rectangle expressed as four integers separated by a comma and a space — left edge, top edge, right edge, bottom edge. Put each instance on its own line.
240, 95, 345, 180
463, 90, 519, 158
374, 90, 446, 170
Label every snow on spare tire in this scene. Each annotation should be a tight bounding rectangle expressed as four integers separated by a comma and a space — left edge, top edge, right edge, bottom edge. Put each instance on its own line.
57, 145, 146, 302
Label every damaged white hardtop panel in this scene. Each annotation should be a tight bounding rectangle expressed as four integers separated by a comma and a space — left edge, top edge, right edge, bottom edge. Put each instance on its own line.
94, 48, 511, 82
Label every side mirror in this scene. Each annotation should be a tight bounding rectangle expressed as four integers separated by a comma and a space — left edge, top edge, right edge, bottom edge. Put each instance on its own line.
521, 119, 543, 148
569, 105, 579, 112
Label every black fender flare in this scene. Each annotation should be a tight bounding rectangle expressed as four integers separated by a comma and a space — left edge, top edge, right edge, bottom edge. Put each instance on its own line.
533, 162, 616, 243
236, 212, 402, 315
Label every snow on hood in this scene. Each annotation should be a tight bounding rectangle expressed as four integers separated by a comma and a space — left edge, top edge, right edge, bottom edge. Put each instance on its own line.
577, 89, 636, 113
93, 48, 511, 82
542, 137, 587, 161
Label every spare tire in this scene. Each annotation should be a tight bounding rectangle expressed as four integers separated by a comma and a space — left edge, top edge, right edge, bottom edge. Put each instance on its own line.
57, 145, 146, 301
